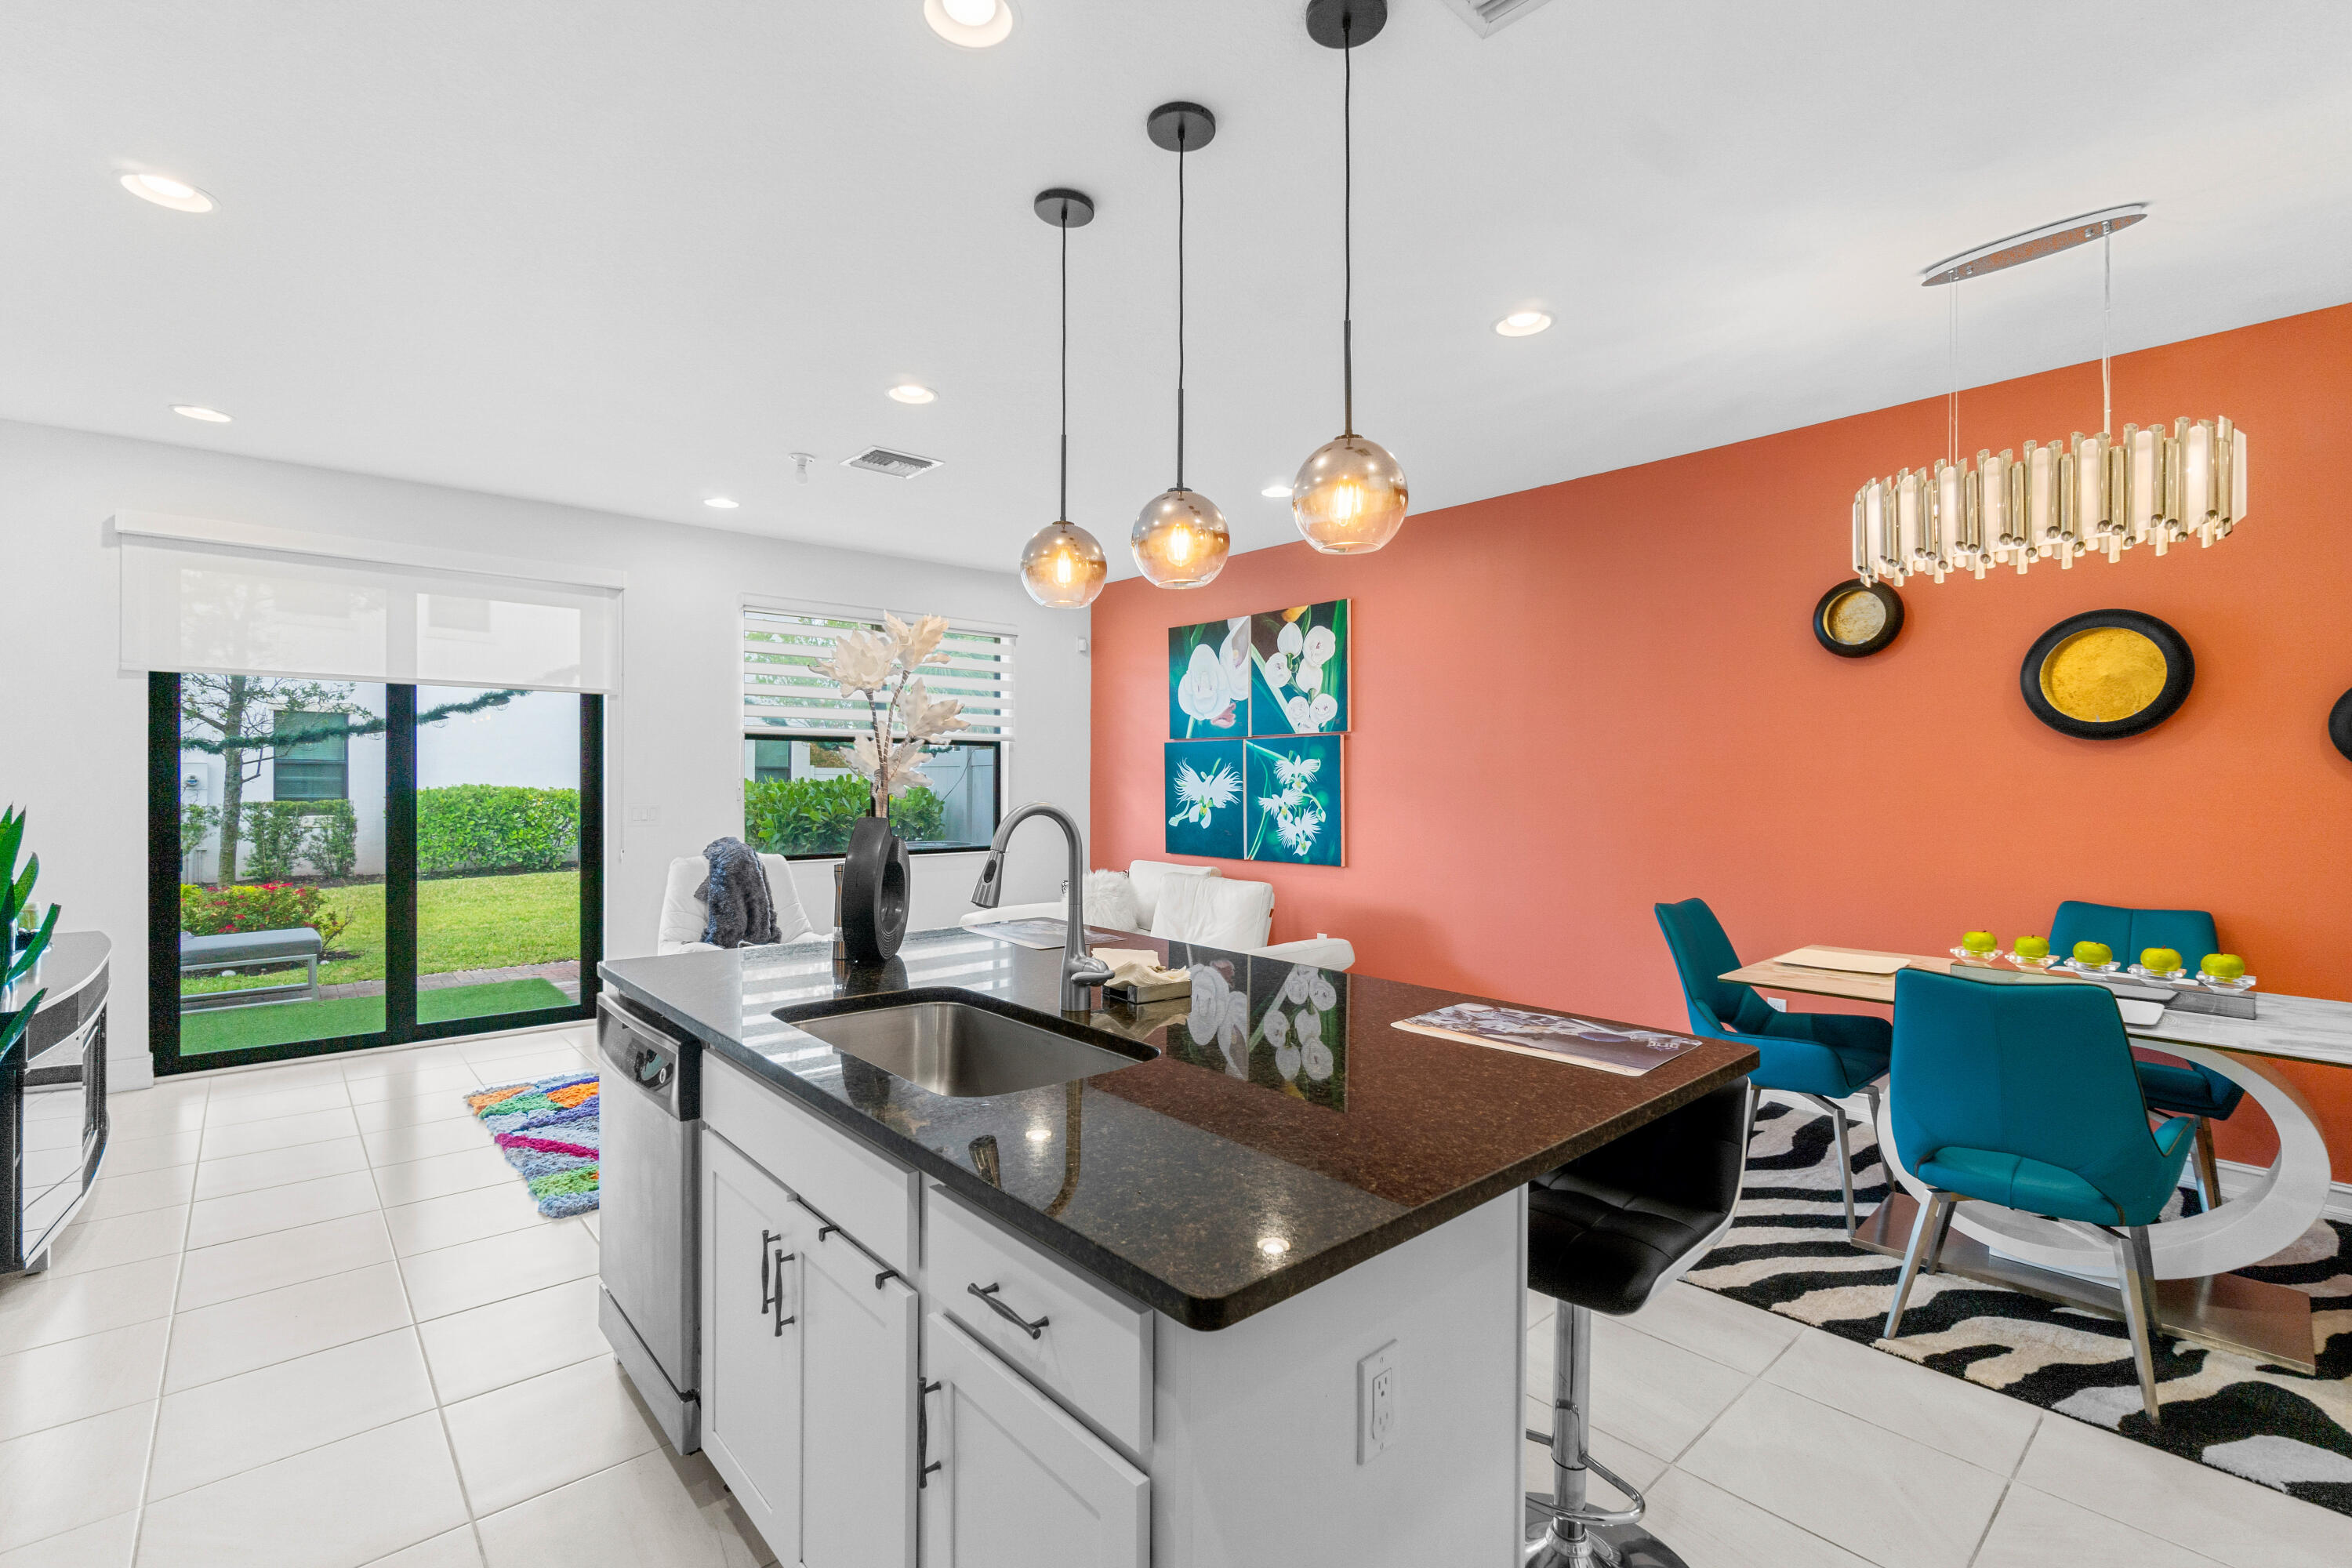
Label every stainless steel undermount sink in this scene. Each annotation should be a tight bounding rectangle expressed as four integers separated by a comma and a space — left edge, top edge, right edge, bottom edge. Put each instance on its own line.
775, 989, 1156, 1098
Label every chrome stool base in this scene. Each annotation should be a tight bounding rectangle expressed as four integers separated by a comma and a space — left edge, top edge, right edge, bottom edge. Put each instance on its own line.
1522, 1499, 1690, 1568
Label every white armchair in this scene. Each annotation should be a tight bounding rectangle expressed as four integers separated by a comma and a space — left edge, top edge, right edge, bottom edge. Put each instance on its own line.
656, 853, 827, 956
957, 858, 1356, 971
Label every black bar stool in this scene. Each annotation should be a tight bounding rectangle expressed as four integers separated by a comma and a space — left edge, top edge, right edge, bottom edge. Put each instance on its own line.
1523, 1080, 1754, 1568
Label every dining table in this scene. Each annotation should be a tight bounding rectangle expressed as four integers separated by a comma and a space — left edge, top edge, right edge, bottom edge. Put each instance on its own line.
1719, 945, 2346, 1373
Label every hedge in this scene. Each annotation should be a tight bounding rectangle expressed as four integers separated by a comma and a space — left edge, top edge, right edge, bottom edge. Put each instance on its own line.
743, 775, 947, 857
417, 785, 579, 876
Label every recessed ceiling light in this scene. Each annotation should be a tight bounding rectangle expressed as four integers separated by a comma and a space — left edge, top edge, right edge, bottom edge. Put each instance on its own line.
122, 172, 216, 213
924, 0, 1013, 48
887, 383, 937, 405
1261, 481, 1290, 499
1494, 309, 1552, 337
703, 496, 740, 510
172, 405, 231, 423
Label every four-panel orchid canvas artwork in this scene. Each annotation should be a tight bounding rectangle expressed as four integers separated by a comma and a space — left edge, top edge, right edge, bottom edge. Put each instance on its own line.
1165, 601, 1347, 866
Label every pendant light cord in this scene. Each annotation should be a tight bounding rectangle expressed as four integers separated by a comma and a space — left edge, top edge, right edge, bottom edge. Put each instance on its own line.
1947, 280, 1959, 469
1341, 15, 1355, 437
1175, 124, 1188, 491
2100, 229, 2112, 438
1058, 208, 1069, 521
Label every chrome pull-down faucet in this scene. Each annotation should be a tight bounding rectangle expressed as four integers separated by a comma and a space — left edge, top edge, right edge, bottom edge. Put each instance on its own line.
971, 802, 1113, 1013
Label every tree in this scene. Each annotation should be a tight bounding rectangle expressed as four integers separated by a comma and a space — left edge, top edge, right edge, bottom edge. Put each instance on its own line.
176, 681, 536, 885
178, 676, 370, 887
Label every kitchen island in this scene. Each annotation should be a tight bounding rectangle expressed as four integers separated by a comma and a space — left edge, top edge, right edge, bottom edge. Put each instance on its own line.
599, 926, 1754, 1568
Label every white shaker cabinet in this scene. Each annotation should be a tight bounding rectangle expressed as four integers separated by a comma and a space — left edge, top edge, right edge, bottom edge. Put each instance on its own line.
921, 1312, 1149, 1568
700, 1131, 804, 1557
800, 1222, 919, 1568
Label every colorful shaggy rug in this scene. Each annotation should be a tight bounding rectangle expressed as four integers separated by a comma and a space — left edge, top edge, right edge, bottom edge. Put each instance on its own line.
1688, 1094, 2352, 1516
466, 1070, 601, 1217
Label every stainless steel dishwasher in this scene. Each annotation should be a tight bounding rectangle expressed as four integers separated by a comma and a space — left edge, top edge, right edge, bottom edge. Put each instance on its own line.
597, 993, 701, 1453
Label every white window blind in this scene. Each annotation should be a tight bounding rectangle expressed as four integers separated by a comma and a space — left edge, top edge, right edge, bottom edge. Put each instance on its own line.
115, 514, 620, 693
743, 606, 1012, 740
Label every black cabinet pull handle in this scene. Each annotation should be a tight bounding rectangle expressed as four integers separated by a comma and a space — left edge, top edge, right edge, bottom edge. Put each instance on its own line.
874, 1267, 901, 1290
817, 1223, 840, 1243
917, 1379, 942, 1489
968, 1282, 1049, 1339
772, 1246, 796, 1335
760, 1229, 780, 1315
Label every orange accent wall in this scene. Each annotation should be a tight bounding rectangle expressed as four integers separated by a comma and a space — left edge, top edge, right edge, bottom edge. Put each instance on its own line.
1091, 301, 2352, 1183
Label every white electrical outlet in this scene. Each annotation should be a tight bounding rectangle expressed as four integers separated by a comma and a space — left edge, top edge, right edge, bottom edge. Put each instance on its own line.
1357, 1341, 1399, 1463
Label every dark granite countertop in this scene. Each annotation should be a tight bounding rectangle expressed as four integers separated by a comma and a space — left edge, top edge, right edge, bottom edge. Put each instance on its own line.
598, 927, 1755, 1330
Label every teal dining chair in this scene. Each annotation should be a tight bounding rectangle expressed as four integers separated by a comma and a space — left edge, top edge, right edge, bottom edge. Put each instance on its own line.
2050, 899, 2240, 1210
1882, 967, 2195, 1424
1655, 898, 1893, 1233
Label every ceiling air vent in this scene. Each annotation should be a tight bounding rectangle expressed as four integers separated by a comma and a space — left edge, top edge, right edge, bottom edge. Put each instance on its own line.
841, 446, 942, 479
1437, 0, 1555, 35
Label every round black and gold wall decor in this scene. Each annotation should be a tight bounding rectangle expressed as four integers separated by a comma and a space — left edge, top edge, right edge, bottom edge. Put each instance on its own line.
2020, 610, 2194, 739
1813, 581, 1904, 658
2328, 688, 2352, 764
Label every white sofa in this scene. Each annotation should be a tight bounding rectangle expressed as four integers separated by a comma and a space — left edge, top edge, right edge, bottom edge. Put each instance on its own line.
958, 858, 1356, 971
656, 853, 829, 956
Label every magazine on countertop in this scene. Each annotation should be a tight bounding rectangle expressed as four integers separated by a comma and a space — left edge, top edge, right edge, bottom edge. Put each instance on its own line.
1392, 1002, 1705, 1076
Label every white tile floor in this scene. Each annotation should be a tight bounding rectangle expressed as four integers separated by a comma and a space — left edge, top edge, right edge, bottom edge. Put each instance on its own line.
0, 1025, 771, 1568
1523, 1274, 2352, 1568
5, 1026, 2346, 1566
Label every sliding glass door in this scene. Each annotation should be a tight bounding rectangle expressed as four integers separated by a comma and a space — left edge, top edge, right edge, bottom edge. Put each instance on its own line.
150, 674, 602, 1075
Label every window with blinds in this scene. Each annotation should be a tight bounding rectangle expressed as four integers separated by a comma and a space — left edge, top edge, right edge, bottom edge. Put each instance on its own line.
741, 606, 1011, 856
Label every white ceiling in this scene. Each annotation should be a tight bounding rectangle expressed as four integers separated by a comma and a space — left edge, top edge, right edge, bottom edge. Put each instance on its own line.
6, 1, 2351, 577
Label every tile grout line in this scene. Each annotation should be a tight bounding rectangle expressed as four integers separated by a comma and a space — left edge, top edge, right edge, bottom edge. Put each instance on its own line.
125, 1077, 211, 1568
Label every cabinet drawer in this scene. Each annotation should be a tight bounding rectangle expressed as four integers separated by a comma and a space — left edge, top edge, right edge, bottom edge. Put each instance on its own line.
924, 1184, 1152, 1457
705, 1053, 919, 1276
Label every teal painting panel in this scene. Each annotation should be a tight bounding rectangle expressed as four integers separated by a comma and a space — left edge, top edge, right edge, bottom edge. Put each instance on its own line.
1243, 735, 1343, 867
1170, 618, 1250, 739
1165, 740, 1244, 859
1247, 600, 1349, 736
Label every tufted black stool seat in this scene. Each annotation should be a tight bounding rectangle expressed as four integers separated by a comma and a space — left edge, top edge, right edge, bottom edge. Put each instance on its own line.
1524, 1079, 1753, 1568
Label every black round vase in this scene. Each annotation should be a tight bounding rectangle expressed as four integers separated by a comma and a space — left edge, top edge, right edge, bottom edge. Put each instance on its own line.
839, 815, 912, 964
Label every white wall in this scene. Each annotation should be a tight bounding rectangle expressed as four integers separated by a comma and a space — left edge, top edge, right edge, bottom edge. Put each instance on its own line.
0, 419, 1091, 1086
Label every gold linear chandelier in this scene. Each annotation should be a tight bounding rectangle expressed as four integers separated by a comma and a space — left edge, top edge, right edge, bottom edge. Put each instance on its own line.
1850, 205, 2249, 588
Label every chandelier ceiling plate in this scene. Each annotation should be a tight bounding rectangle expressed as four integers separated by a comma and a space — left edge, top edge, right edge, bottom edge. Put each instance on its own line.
1145, 101, 1216, 154
1922, 204, 2147, 286
1305, 0, 1388, 49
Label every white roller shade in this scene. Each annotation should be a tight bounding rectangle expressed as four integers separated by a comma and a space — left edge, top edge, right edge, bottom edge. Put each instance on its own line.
115, 513, 621, 692
743, 605, 1012, 739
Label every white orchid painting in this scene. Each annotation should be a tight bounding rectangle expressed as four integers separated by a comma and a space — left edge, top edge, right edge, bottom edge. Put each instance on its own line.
1163, 740, 1243, 858
1243, 735, 1343, 866
1247, 600, 1349, 736
1167, 616, 1253, 738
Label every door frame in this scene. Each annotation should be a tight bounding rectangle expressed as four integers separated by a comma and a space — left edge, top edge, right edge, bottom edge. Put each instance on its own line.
148, 673, 604, 1076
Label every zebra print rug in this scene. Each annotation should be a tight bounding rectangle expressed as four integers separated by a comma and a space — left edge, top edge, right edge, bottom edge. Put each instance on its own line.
1686, 1095, 2352, 1517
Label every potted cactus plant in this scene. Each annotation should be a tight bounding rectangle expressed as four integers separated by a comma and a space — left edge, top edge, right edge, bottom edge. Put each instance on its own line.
0, 807, 59, 1055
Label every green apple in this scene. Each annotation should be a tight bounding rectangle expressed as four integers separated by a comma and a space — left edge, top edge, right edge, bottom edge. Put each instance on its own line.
2140, 947, 2183, 975
2201, 953, 2246, 981
2013, 935, 2050, 960
1962, 931, 1998, 954
2072, 941, 2114, 967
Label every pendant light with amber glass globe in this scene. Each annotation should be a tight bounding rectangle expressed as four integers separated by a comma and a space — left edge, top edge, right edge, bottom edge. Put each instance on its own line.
1292, 0, 1407, 554
1018, 188, 1109, 608
1131, 100, 1230, 590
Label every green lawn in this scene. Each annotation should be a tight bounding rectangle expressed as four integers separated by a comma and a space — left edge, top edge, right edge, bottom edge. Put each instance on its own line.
183, 872, 579, 995
180, 978, 571, 1056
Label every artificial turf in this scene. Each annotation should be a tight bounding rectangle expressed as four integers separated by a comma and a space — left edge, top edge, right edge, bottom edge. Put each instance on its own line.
178, 978, 570, 1055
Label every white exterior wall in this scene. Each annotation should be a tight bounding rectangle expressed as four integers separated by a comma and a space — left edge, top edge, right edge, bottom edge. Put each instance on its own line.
0, 418, 1091, 1087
